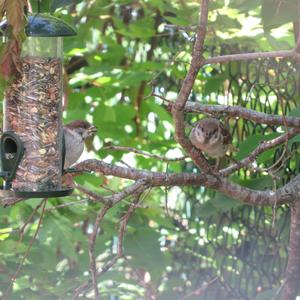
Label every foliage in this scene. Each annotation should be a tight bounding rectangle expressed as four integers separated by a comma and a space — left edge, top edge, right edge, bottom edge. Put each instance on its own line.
0, 0, 299, 299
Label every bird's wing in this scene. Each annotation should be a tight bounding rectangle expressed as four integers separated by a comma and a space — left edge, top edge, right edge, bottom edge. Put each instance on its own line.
220, 123, 232, 145
63, 127, 84, 169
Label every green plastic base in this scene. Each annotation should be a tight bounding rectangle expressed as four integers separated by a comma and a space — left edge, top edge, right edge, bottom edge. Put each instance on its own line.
0, 187, 73, 198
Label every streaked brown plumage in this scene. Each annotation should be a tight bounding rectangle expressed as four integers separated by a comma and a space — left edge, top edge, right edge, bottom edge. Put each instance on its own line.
190, 118, 231, 158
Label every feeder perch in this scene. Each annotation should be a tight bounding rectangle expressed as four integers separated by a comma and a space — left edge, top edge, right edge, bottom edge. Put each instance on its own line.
0, 12, 76, 199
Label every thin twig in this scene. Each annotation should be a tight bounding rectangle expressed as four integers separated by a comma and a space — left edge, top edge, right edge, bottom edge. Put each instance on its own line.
75, 189, 146, 298
105, 145, 187, 162
18, 199, 45, 243
46, 199, 89, 211
75, 179, 148, 206
220, 128, 300, 176
181, 277, 219, 300
88, 206, 111, 300
3, 199, 47, 299
120, 159, 132, 168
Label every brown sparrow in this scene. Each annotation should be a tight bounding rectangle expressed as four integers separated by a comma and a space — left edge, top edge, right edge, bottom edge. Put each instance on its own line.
63, 120, 97, 169
190, 118, 232, 159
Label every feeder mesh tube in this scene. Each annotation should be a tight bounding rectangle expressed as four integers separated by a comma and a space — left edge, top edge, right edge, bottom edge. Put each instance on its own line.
3, 37, 63, 192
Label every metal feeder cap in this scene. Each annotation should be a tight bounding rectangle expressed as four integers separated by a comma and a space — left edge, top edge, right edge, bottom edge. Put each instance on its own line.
25, 14, 77, 37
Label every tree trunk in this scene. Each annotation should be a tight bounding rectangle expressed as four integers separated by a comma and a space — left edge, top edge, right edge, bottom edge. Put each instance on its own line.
281, 200, 300, 300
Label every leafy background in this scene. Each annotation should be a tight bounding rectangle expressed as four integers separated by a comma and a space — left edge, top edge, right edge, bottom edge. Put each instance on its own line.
0, 0, 299, 299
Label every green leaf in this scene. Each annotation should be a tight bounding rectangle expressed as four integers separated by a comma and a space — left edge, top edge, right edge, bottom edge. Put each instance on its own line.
142, 100, 173, 124
288, 106, 300, 117
0, 240, 27, 254
74, 173, 104, 188
124, 228, 167, 280
31, 0, 52, 12
40, 215, 78, 260
262, 0, 298, 31
229, 0, 260, 12
265, 33, 291, 50
238, 176, 273, 190
211, 192, 241, 212
235, 132, 280, 160
51, 0, 72, 11
197, 201, 218, 218
203, 74, 226, 95
215, 15, 241, 29
253, 289, 276, 300
129, 18, 156, 38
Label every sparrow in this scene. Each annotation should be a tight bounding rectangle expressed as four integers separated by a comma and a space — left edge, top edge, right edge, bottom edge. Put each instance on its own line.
190, 118, 232, 159
63, 120, 97, 169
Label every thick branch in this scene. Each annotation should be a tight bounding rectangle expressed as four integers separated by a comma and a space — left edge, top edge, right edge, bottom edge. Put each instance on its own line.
74, 159, 298, 206
183, 102, 300, 128
203, 49, 295, 65
172, 0, 212, 172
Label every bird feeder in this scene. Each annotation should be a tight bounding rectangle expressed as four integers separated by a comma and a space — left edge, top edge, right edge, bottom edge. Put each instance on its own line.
0, 13, 76, 198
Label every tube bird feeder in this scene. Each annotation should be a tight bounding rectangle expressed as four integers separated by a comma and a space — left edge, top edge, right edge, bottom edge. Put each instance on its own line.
0, 13, 76, 198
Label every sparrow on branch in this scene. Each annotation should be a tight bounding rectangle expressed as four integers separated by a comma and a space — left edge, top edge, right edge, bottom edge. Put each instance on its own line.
190, 118, 232, 159
63, 120, 97, 169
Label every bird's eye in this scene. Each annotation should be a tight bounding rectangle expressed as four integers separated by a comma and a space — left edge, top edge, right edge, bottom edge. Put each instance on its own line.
199, 126, 203, 132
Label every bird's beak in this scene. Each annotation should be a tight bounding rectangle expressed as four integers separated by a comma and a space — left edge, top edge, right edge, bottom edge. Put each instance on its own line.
87, 125, 98, 137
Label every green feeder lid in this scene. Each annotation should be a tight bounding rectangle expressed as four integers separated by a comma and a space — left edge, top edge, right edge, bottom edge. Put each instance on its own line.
26, 14, 77, 37
0, 13, 76, 37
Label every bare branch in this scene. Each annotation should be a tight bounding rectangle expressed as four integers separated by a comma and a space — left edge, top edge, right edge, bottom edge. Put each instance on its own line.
75, 179, 148, 206
97, 191, 143, 277
104, 145, 187, 161
203, 49, 295, 65
88, 206, 110, 300
181, 277, 219, 300
183, 102, 300, 128
75, 190, 145, 299
46, 199, 89, 211
220, 128, 300, 176
281, 201, 300, 300
74, 159, 298, 206
3, 199, 47, 299
18, 200, 46, 243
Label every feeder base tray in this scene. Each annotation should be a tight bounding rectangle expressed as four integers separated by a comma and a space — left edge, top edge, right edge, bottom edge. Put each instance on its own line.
0, 187, 73, 198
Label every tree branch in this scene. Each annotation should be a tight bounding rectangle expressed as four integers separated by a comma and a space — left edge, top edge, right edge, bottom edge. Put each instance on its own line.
172, 0, 212, 172
104, 145, 187, 161
74, 159, 298, 206
75, 179, 148, 206
74, 190, 145, 299
202, 49, 295, 65
88, 206, 110, 300
3, 199, 47, 299
280, 201, 300, 300
183, 102, 300, 128
220, 128, 300, 176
